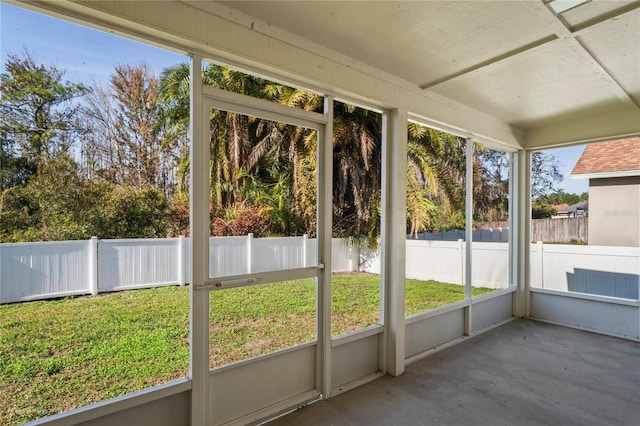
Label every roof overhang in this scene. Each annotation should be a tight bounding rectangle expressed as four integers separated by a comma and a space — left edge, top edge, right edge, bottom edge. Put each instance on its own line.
572, 169, 640, 180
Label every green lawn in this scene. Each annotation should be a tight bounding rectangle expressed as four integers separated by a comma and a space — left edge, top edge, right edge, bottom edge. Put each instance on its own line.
0, 273, 492, 425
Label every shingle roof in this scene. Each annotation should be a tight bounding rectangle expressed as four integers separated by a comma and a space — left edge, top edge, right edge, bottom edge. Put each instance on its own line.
572, 137, 640, 176
552, 203, 569, 212
557, 201, 588, 214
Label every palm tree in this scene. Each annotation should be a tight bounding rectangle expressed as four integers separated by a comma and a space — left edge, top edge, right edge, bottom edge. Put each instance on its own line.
406, 123, 466, 234
159, 63, 506, 240
159, 63, 284, 211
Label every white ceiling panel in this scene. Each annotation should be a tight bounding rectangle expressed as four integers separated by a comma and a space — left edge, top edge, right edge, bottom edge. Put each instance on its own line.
430, 38, 630, 129
216, 0, 639, 136
561, 0, 638, 28
218, 1, 557, 88
576, 8, 640, 106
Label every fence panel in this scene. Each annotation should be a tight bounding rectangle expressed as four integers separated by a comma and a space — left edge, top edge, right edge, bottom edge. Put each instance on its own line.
98, 238, 180, 292
331, 238, 357, 272
472, 242, 509, 289
251, 236, 309, 273
532, 217, 588, 243
0, 240, 89, 303
536, 244, 640, 299
209, 236, 248, 278
306, 238, 318, 269
413, 228, 508, 242
405, 240, 464, 284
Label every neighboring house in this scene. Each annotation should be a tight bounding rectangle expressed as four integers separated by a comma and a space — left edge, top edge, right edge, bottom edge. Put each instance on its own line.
554, 200, 588, 218
551, 203, 569, 215
572, 138, 640, 247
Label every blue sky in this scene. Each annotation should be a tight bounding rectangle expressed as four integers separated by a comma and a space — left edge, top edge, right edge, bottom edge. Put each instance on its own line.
1, 3, 588, 195
1, 2, 186, 85
540, 145, 588, 195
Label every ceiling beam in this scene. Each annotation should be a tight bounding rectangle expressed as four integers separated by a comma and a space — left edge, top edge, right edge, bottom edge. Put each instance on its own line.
524, 108, 640, 149
419, 35, 558, 90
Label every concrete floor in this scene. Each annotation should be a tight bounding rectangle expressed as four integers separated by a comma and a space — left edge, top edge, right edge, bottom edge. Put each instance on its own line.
269, 320, 640, 426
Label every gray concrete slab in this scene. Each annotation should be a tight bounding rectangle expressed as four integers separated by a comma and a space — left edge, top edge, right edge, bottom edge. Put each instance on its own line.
268, 320, 640, 426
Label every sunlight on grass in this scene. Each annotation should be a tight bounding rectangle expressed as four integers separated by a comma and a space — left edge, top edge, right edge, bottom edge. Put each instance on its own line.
0, 273, 492, 425
0, 287, 190, 425
209, 279, 316, 368
406, 278, 493, 316
332, 273, 380, 336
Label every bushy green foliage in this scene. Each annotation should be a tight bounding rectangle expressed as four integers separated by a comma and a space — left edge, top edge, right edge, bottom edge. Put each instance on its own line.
211, 205, 274, 237
0, 54, 180, 242
0, 155, 172, 242
531, 202, 557, 219
535, 191, 588, 205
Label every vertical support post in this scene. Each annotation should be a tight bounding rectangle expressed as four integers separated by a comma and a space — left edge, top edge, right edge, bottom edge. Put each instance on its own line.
89, 236, 98, 296
317, 96, 333, 397
508, 152, 516, 293
464, 138, 473, 335
515, 149, 532, 318
381, 108, 407, 377
178, 235, 186, 286
190, 54, 210, 426
302, 234, 308, 268
247, 233, 253, 274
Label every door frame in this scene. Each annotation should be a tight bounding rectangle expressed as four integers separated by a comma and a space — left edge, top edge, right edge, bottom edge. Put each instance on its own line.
189, 55, 333, 425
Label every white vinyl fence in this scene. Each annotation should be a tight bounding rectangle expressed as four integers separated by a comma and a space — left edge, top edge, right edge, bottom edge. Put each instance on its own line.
363, 240, 639, 299
0, 240, 92, 303
363, 240, 509, 289
531, 242, 640, 299
2, 238, 638, 304
0, 236, 358, 304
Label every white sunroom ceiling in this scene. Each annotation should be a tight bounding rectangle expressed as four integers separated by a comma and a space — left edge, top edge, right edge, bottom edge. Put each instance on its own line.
218, 0, 640, 133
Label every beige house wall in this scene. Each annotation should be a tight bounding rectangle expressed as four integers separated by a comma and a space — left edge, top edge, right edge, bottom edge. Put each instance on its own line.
588, 177, 640, 247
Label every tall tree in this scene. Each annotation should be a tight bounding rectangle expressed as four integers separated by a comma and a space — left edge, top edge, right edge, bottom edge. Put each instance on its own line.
531, 151, 563, 200
83, 64, 178, 194
331, 102, 382, 242
0, 51, 90, 188
406, 123, 469, 233
474, 147, 509, 222
159, 63, 284, 209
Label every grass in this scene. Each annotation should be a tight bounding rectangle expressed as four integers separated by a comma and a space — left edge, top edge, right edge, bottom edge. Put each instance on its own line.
0, 273, 493, 425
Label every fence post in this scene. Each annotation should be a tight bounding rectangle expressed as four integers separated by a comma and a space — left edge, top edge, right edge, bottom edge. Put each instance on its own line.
302, 234, 308, 267
88, 237, 98, 296
536, 241, 544, 289
458, 239, 464, 285
178, 235, 186, 286
247, 233, 253, 273
350, 238, 360, 272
